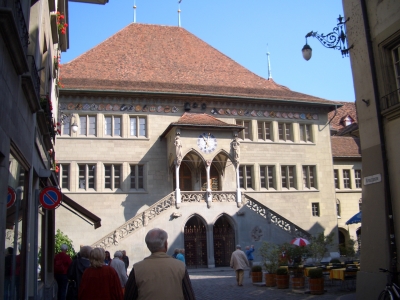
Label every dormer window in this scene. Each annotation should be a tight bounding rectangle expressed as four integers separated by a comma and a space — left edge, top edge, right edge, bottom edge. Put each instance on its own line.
344, 116, 353, 126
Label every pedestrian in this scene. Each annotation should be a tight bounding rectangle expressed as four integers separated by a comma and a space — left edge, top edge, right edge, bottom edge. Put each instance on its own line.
245, 245, 255, 277
4, 247, 13, 300
54, 244, 72, 300
121, 250, 129, 274
176, 249, 186, 265
66, 245, 92, 300
110, 251, 128, 294
230, 245, 249, 286
124, 228, 196, 300
104, 251, 112, 265
78, 248, 123, 300
172, 248, 180, 259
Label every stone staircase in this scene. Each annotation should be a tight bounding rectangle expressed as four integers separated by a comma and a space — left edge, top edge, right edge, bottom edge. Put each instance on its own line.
91, 191, 310, 248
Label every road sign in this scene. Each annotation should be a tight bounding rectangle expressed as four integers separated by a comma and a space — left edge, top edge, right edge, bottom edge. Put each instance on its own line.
7, 186, 16, 208
39, 186, 62, 210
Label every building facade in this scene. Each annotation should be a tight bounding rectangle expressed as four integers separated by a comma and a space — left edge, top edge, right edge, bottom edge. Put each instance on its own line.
56, 23, 342, 267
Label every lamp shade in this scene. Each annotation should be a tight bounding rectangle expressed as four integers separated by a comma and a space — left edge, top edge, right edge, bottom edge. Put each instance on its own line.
302, 44, 312, 61
71, 123, 78, 133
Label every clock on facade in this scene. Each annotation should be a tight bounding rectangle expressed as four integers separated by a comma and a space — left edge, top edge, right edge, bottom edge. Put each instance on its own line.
197, 133, 217, 153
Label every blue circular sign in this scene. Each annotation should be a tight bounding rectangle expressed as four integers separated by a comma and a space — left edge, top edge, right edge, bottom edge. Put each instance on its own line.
39, 186, 62, 210
7, 186, 16, 208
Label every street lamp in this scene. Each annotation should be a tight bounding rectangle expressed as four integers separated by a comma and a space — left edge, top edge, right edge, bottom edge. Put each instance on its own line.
302, 15, 353, 61
71, 114, 78, 133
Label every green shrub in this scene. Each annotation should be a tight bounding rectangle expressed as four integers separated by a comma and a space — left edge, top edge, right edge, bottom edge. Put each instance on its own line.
276, 267, 288, 275
55, 229, 76, 258
308, 268, 323, 278
259, 242, 281, 274
251, 265, 262, 272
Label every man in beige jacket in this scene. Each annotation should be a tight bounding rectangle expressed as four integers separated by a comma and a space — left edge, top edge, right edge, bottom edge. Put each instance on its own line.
230, 244, 249, 286
124, 228, 195, 300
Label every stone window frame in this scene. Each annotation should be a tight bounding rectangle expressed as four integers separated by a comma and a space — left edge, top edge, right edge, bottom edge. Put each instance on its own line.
104, 115, 122, 137
239, 165, 253, 190
302, 165, 317, 189
333, 169, 339, 189
354, 169, 362, 189
78, 163, 96, 191
78, 115, 97, 137
299, 123, 312, 143
257, 121, 272, 141
343, 169, 351, 189
259, 165, 275, 190
104, 164, 122, 190
278, 122, 293, 142
312, 202, 320, 217
235, 120, 251, 140
281, 165, 296, 190
336, 199, 341, 218
129, 116, 147, 138
59, 164, 70, 190
130, 164, 146, 191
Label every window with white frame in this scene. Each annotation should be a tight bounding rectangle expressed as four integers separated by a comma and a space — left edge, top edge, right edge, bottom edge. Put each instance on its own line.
62, 119, 70, 136
104, 164, 121, 190
130, 116, 147, 137
235, 120, 250, 140
281, 165, 295, 189
278, 123, 292, 141
343, 169, 351, 188
312, 203, 320, 217
299, 124, 312, 142
302, 165, 316, 189
58, 164, 69, 190
130, 164, 144, 190
355, 169, 362, 188
334, 169, 339, 189
239, 165, 252, 189
79, 115, 96, 136
105, 116, 122, 137
260, 165, 274, 189
336, 199, 341, 217
257, 121, 271, 141
78, 164, 96, 190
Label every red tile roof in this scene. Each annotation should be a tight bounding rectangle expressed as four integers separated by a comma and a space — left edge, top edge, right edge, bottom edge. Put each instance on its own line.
331, 136, 361, 157
328, 102, 358, 131
61, 24, 337, 105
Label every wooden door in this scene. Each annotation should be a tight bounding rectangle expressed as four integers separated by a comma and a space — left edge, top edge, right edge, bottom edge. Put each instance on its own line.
213, 216, 235, 267
184, 216, 208, 268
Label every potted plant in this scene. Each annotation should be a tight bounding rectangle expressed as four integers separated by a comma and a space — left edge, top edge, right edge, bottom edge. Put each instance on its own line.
308, 268, 324, 295
251, 265, 263, 283
286, 244, 307, 289
259, 242, 280, 287
275, 267, 289, 289
308, 232, 334, 265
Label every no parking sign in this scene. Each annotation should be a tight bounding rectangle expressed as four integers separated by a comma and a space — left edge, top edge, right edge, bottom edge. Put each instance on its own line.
39, 186, 62, 210
7, 186, 16, 208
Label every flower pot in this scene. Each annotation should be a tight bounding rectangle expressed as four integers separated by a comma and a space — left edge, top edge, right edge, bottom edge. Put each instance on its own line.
291, 276, 305, 289
264, 273, 276, 287
275, 274, 289, 289
251, 271, 263, 283
309, 278, 324, 295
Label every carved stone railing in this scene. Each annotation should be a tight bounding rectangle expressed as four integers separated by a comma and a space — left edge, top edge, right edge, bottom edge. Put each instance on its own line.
242, 194, 311, 239
181, 192, 205, 203
212, 192, 236, 202
91, 192, 175, 248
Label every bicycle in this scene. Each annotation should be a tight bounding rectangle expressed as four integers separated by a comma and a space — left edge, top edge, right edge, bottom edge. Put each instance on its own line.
378, 268, 400, 299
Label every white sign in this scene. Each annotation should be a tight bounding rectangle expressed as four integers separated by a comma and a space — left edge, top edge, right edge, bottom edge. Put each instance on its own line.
364, 174, 382, 185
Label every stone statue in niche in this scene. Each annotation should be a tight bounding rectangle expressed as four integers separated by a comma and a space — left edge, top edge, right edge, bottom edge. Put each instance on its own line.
113, 230, 120, 245
174, 135, 183, 165
251, 226, 263, 241
231, 136, 240, 164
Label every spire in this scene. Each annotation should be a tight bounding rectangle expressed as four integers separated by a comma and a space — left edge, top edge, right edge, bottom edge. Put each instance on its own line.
178, 0, 182, 27
266, 45, 272, 80
133, 0, 137, 23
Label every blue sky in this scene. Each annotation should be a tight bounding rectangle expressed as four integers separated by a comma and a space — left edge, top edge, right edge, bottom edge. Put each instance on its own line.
63, 0, 355, 102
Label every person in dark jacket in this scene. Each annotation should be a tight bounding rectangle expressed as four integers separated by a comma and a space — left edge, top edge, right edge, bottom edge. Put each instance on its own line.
67, 246, 92, 300
121, 250, 129, 274
4, 247, 13, 300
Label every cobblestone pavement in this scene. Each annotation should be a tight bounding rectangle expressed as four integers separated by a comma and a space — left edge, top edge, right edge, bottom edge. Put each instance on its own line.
188, 268, 357, 300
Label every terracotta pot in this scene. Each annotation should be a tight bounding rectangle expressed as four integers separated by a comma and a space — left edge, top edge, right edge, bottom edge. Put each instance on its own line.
265, 273, 276, 287
251, 272, 263, 283
291, 276, 305, 289
309, 278, 324, 295
275, 274, 289, 289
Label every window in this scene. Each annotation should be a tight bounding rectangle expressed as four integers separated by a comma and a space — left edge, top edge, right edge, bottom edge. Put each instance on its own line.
130, 164, 144, 189
79, 115, 96, 136
359, 198, 362, 211
281, 166, 295, 189
312, 203, 320, 217
302, 166, 316, 189
104, 164, 121, 190
239, 165, 253, 189
105, 116, 121, 137
236, 120, 250, 140
299, 124, 311, 142
130, 116, 147, 137
260, 166, 274, 189
78, 164, 96, 190
59, 164, 69, 190
343, 170, 350, 188
334, 170, 339, 189
257, 121, 271, 141
355, 170, 362, 188
62, 119, 70, 136
278, 123, 292, 141
336, 199, 341, 217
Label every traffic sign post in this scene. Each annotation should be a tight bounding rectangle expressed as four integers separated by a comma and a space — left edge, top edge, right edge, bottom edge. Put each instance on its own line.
39, 186, 62, 210
7, 186, 16, 208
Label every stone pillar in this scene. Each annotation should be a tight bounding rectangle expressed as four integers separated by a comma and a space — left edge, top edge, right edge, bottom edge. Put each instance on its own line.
175, 162, 181, 208
206, 160, 212, 208
207, 224, 215, 268
236, 165, 242, 207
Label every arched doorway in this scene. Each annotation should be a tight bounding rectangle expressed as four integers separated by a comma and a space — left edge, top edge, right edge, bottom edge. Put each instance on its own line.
338, 230, 346, 255
213, 215, 235, 267
184, 216, 208, 268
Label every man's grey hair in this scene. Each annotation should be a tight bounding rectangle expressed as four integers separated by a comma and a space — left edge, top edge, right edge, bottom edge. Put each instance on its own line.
60, 244, 68, 251
114, 251, 123, 258
80, 246, 92, 259
145, 228, 168, 253
236, 244, 241, 249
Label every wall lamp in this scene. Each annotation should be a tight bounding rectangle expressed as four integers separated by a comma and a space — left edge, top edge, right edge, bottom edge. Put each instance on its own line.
302, 15, 354, 61
71, 114, 78, 133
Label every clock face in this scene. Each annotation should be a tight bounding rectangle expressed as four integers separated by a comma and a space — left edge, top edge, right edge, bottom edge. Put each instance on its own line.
197, 133, 217, 153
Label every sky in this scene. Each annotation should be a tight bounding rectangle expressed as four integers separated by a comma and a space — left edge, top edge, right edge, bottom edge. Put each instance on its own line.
63, 0, 355, 102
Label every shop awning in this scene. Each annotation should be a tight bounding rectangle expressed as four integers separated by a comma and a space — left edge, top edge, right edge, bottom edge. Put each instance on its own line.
62, 194, 101, 229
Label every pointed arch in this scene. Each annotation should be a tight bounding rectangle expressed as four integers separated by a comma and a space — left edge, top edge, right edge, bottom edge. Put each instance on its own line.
184, 214, 208, 268
213, 214, 236, 267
